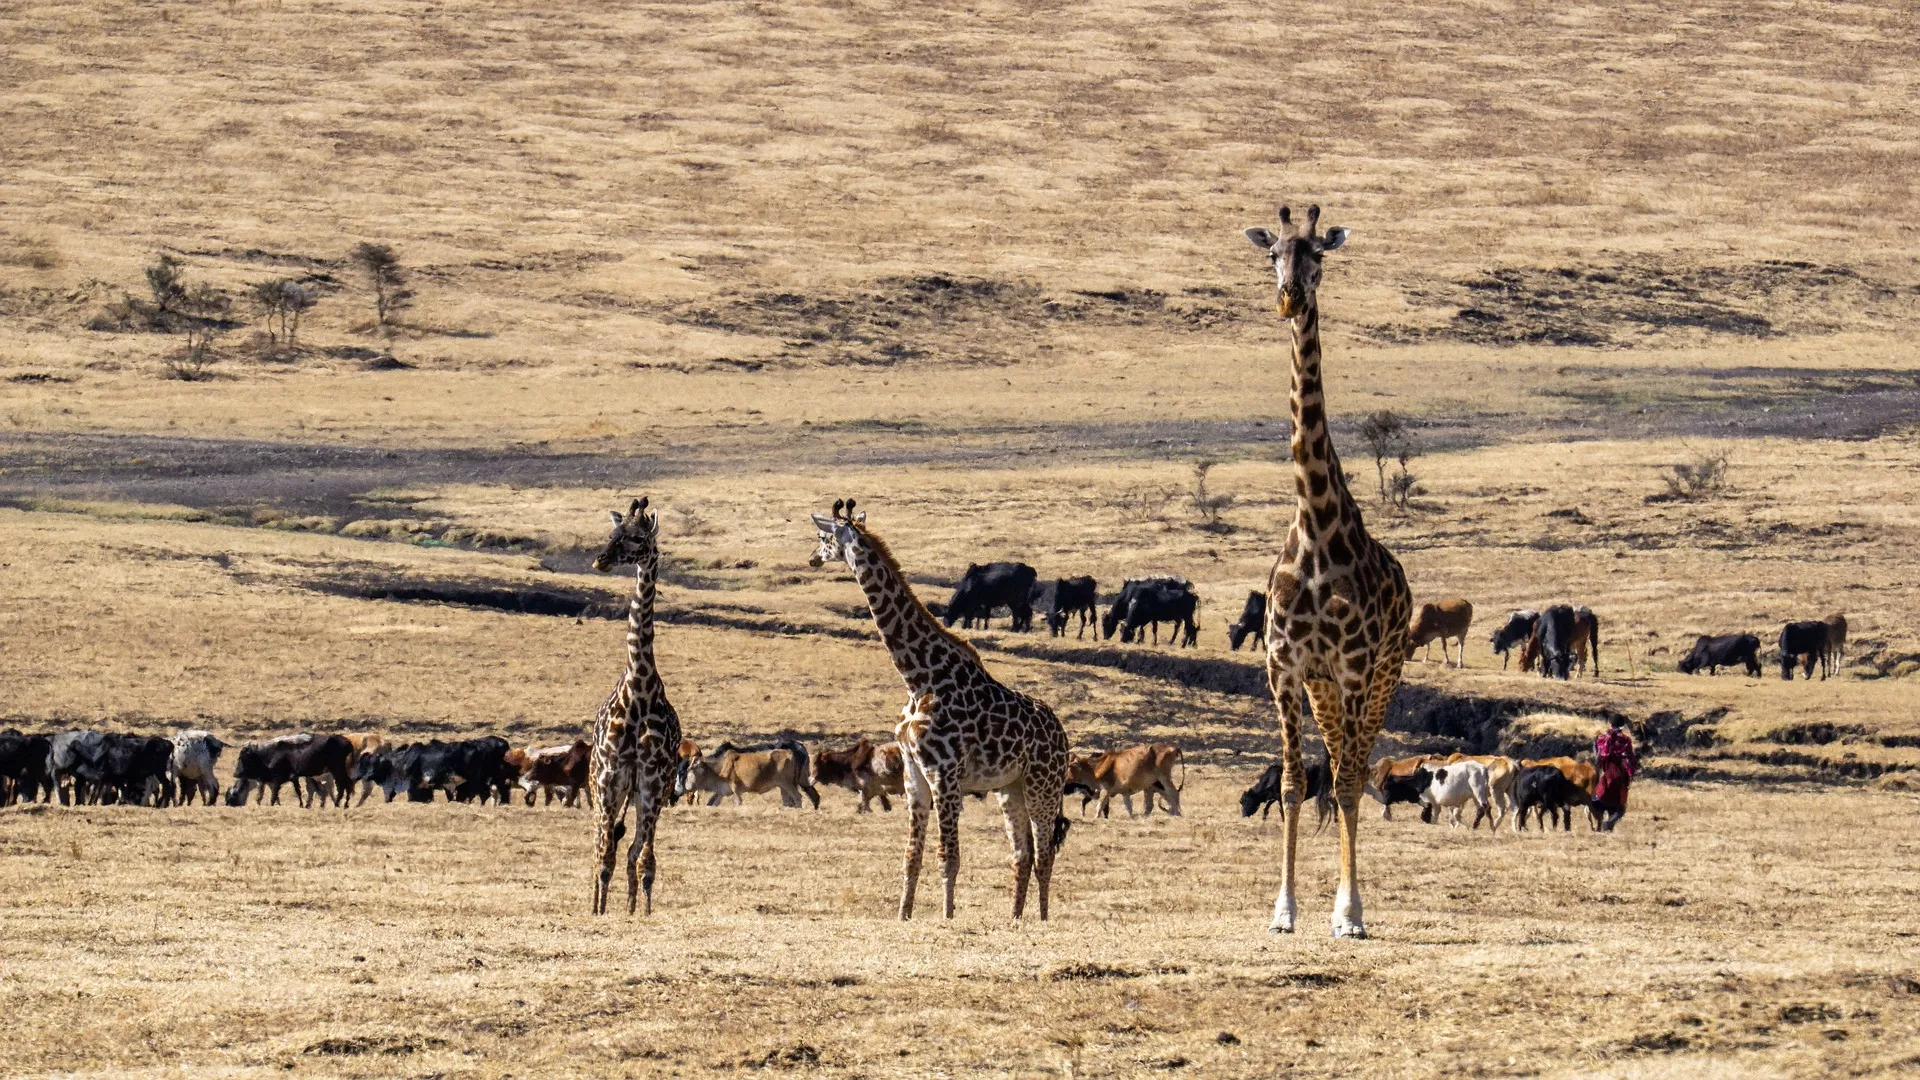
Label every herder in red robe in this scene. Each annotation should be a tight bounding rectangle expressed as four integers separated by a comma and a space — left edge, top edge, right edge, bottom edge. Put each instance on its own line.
1592, 716, 1639, 832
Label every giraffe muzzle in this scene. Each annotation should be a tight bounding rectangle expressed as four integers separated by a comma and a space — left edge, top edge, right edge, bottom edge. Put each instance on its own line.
808, 555, 825, 568
1277, 290, 1304, 318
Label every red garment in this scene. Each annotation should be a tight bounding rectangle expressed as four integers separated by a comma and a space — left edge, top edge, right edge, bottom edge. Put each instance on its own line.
1593, 728, 1639, 812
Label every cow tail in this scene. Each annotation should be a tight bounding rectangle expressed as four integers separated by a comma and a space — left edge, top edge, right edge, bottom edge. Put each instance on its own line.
1175, 754, 1186, 792
1592, 613, 1602, 677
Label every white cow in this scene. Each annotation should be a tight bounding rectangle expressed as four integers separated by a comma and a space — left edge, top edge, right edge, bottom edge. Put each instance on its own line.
169, 729, 227, 806
1420, 760, 1493, 829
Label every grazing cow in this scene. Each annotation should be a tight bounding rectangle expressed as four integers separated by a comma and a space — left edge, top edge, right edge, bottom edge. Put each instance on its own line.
352, 742, 430, 804
1104, 576, 1200, 647
515, 740, 593, 807
1239, 758, 1334, 830
812, 736, 906, 813
1824, 613, 1848, 670
682, 740, 820, 808
422, 736, 516, 804
1407, 598, 1474, 667
0, 730, 53, 806
1064, 744, 1184, 818
169, 729, 226, 806
1677, 633, 1762, 677
1226, 590, 1267, 652
1045, 576, 1099, 638
1490, 610, 1539, 671
1521, 756, 1599, 829
1511, 764, 1583, 832
1778, 620, 1831, 681
1365, 755, 1439, 819
1418, 760, 1493, 828
1536, 605, 1581, 680
228, 734, 352, 807
944, 562, 1039, 632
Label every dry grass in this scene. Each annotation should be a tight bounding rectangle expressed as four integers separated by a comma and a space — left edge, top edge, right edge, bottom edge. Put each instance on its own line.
5, 0, 1920, 1074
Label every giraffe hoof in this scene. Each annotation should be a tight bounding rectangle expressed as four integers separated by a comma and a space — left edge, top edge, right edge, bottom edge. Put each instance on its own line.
1268, 923, 1294, 935
1331, 921, 1368, 940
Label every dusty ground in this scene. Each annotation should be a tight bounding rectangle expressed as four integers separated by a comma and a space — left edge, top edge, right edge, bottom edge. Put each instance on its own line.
4, 0, 1920, 1075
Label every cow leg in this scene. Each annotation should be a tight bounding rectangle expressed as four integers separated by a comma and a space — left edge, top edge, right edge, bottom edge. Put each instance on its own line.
1097, 794, 1111, 819
802, 780, 820, 810
1121, 793, 1137, 819
998, 783, 1035, 918
1269, 676, 1311, 934
900, 752, 932, 920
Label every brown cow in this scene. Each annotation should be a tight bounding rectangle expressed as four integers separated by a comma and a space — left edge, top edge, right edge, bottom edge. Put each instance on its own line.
515, 740, 592, 807
1407, 598, 1474, 668
812, 736, 906, 812
1064, 744, 1184, 818
682, 740, 820, 809
1824, 613, 1849, 669
1522, 756, 1599, 829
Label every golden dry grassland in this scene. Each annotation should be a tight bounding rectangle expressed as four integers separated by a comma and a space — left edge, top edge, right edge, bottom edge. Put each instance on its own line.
4, 0, 1920, 1075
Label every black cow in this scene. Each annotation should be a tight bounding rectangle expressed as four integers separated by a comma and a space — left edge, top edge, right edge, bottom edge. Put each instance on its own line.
229, 734, 353, 807
353, 742, 427, 804
1046, 576, 1098, 638
1489, 610, 1539, 670
944, 562, 1038, 632
94, 735, 176, 806
1226, 590, 1267, 652
410, 737, 516, 803
1104, 577, 1199, 646
1536, 605, 1581, 680
0, 730, 53, 806
1677, 633, 1762, 677
1239, 759, 1332, 829
1379, 766, 1433, 818
1778, 620, 1831, 681
1512, 764, 1581, 831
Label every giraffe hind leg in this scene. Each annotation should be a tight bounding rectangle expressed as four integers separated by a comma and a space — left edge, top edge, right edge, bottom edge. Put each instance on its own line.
932, 771, 963, 919
997, 783, 1035, 918
627, 779, 665, 916
1269, 673, 1311, 933
899, 751, 932, 920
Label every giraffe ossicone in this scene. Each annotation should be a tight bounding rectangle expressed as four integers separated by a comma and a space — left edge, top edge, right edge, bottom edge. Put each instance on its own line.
809, 500, 1071, 920
586, 496, 683, 918
1245, 205, 1413, 939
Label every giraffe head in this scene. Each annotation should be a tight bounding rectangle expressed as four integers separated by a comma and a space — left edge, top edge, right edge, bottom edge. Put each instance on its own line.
593, 496, 659, 572
808, 497, 866, 569
1244, 204, 1350, 319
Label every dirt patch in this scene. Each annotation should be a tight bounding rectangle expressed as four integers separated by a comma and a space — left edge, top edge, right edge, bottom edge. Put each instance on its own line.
302, 1034, 448, 1056
1372, 258, 1917, 348
658, 274, 1247, 366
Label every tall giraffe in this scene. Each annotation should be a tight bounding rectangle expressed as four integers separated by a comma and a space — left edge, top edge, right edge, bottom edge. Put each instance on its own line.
1244, 205, 1413, 938
809, 499, 1071, 920
587, 496, 683, 917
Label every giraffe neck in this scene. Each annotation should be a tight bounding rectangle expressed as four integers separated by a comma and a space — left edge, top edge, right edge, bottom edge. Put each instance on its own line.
1288, 298, 1362, 538
620, 551, 663, 702
844, 526, 987, 696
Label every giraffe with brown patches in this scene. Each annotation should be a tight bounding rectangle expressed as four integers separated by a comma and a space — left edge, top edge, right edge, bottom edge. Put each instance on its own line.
809, 499, 1072, 920
586, 496, 683, 917
1245, 205, 1414, 938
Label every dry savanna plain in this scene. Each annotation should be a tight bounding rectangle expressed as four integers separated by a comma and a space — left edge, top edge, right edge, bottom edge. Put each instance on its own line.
4, 0, 1920, 1076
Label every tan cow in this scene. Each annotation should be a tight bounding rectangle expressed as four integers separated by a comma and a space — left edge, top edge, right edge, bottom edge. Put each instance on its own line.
1407, 598, 1474, 668
1824, 613, 1849, 669
1522, 756, 1599, 829
1065, 744, 1184, 818
682, 740, 820, 809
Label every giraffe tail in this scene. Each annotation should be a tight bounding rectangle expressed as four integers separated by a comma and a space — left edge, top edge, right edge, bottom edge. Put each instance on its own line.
1051, 813, 1073, 851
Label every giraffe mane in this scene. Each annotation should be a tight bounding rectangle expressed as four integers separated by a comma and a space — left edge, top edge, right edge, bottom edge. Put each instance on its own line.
849, 520, 984, 667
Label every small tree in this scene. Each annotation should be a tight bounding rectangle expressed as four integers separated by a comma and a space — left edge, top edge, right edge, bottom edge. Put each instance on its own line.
1357, 410, 1410, 503
163, 322, 226, 380
251, 279, 317, 348
1190, 459, 1236, 532
1662, 452, 1728, 500
350, 242, 412, 333
145, 254, 189, 316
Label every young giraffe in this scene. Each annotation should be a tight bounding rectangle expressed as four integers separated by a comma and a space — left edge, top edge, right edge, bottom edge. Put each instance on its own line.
1244, 205, 1414, 938
809, 499, 1071, 920
587, 497, 683, 917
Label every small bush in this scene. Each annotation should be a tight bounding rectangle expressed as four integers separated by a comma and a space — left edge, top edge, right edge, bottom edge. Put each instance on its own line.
251, 278, 318, 350
1190, 459, 1235, 532
351, 242, 413, 333
1662, 453, 1728, 500
1109, 487, 1177, 525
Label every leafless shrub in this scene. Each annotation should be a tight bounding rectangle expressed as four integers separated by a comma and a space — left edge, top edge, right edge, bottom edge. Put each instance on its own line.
1190, 460, 1235, 532
161, 322, 226, 380
1662, 453, 1728, 500
1387, 467, 1420, 511
672, 504, 717, 536
351, 242, 413, 333
1358, 410, 1411, 503
1108, 487, 1177, 525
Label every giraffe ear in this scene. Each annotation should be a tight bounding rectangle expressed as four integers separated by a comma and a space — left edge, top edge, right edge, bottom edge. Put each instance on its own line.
853, 511, 866, 523
1245, 227, 1279, 250
608, 510, 624, 525
1319, 226, 1350, 252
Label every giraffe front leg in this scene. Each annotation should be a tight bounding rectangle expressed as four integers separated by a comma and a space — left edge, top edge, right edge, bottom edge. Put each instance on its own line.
997, 783, 1035, 918
932, 771, 964, 919
899, 753, 932, 920
590, 756, 631, 916
1269, 674, 1311, 934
